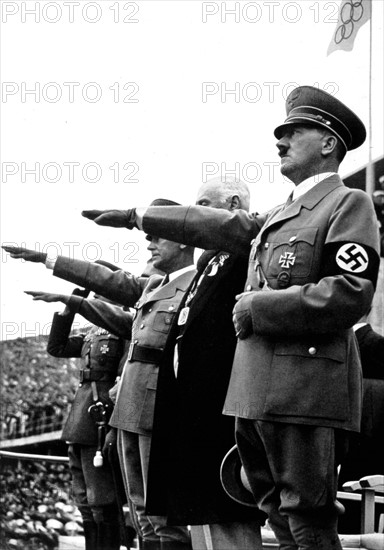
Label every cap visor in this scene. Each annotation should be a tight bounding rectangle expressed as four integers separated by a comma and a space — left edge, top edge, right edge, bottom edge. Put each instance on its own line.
220, 445, 257, 507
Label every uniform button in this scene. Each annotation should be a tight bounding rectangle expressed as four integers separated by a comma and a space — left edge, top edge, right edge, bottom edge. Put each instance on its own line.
264, 243, 269, 249
140, 323, 145, 329
165, 318, 171, 324
148, 308, 152, 313
168, 305, 175, 311
289, 236, 297, 243
79, 383, 82, 388
308, 347, 317, 355
246, 284, 252, 291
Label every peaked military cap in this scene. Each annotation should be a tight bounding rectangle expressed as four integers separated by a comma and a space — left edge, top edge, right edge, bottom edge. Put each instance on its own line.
220, 445, 257, 507
150, 198, 180, 207
274, 86, 366, 151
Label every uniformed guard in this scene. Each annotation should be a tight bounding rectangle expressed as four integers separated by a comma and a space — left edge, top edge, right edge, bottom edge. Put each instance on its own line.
19, 270, 133, 550
43, 285, 128, 550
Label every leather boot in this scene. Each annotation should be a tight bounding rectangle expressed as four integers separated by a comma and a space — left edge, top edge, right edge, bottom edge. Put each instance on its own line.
97, 522, 121, 550
125, 524, 138, 549
83, 520, 98, 550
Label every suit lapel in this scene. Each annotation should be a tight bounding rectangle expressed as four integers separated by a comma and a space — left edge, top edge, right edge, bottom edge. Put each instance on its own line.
182, 252, 232, 328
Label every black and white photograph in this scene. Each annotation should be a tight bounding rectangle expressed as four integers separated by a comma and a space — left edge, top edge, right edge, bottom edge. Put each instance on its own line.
1, 1, 383, 549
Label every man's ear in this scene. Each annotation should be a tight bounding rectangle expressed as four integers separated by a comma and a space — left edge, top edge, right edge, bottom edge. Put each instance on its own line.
322, 134, 338, 157
230, 195, 240, 210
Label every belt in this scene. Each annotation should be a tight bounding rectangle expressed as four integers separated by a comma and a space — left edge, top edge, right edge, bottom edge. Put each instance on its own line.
128, 342, 163, 364
79, 370, 117, 383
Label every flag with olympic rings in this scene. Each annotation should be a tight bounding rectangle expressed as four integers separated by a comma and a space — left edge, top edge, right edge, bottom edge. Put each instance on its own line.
327, 0, 371, 55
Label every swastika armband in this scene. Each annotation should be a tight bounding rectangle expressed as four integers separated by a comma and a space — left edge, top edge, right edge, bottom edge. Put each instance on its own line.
321, 241, 380, 288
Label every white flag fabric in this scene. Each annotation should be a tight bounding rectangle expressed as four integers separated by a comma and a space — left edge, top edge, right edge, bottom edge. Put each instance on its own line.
327, 0, 372, 56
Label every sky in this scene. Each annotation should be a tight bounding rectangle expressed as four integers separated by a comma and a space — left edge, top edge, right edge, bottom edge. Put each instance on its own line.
1, 0, 383, 340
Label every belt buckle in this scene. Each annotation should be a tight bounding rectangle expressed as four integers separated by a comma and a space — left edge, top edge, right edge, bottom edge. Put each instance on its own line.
128, 342, 135, 361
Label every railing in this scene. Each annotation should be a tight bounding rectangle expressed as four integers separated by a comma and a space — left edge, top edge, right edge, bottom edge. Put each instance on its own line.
0, 449, 69, 462
1, 412, 67, 441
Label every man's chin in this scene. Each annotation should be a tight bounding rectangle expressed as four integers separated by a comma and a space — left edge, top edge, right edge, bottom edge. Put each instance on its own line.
280, 162, 295, 178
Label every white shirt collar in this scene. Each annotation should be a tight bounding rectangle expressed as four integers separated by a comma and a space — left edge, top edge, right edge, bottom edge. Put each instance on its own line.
353, 322, 368, 332
292, 172, 337, 201
168, 264, 195, 282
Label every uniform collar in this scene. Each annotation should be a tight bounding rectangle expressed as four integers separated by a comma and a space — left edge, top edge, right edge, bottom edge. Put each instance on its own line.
292, 172, 337, 201
353, 322, 368, 332
168, 264, 195, 282
257, 174, 343, 241
142, 267, 196, 305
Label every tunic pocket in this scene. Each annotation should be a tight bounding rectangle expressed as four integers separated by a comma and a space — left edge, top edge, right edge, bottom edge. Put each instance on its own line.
264, 337, 349, 421
152, 304, 177, 333
269, 227, 318, 279
138, 372, 158, 431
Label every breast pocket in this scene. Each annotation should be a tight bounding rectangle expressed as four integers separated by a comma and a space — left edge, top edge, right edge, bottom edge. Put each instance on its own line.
152, 303, 177, 333
269, 227, 318, 279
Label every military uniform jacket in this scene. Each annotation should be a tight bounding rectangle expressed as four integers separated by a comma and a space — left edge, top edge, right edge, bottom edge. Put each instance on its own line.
143, 175, 380, 432
51, 257, 196, 435
109, 269, 196, 434
47, 312, 126, 445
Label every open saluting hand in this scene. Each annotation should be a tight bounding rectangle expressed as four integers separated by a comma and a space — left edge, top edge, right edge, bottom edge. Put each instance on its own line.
24, 291, 70, 304
81, 209, 137, 229
2, 246, 47, 263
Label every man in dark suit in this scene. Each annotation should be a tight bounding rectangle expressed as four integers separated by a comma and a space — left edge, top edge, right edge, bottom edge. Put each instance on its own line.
81, 86, 381, 548
145, 177, 264, 550
337, 309, 384, 534
353, 310, 384, 379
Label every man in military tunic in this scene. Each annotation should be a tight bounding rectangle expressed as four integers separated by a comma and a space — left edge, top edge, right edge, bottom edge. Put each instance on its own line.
27, 284, 133, 550
80, 86, 381, 548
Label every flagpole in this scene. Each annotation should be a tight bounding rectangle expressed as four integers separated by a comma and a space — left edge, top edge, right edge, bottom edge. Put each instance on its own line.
366, 0, 374, 195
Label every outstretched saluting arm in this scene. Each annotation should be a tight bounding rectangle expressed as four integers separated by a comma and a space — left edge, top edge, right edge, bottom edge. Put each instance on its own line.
25, 290, 133, 339
2, 246, 146, 308
82, 206, 266, 257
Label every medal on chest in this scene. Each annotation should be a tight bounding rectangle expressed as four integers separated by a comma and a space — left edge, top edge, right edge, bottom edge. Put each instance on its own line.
178, 307, 190, 326
96, 327, 109, 336
206, 253, 229, 277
